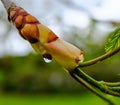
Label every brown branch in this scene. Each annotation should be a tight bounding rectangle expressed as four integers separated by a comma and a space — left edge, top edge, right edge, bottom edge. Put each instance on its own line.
1, 0, 14, 10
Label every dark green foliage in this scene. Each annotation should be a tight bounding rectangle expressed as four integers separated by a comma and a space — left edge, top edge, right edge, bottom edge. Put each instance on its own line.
0, 54, 85, 94
0, 53, 120, 94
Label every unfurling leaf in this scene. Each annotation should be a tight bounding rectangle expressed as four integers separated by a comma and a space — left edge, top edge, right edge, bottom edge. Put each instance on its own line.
105, 27, 120, 52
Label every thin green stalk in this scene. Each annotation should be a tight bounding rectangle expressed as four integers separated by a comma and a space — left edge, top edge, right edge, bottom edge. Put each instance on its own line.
107, 83, 120, 87
74, 68, 120, 96
108, 87, 120, 92
79, 46, 120, 67
99, 81, 120, 92
100, 81, 120, 87
69, 71, 116, 105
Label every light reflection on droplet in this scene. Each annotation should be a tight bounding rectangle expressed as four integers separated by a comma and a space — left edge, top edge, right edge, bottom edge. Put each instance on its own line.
43, 58, 52, 63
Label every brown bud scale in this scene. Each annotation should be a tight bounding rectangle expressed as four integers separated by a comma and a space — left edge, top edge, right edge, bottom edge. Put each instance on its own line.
8, 7, 40, 43
47, 31, 58, 43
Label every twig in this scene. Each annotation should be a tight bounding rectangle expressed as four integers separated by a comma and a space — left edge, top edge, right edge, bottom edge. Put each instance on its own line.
74, 68, 120, 96
79, 46, 120, 67
1, 0, 119, 104
100, 81, 120, 87
69, 71, 116, 105
1, 0, 13, 10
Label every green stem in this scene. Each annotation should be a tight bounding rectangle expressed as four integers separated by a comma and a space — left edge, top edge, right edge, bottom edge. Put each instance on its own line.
69, 71, 116, 105
99, 81, 120, 92
100, 81, 120, 87
74, 68, 120, 96
108, 87, 120, 92
79, 46, 120, 67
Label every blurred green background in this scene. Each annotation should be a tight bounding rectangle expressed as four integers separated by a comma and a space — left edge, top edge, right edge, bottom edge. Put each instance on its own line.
0, 0, 120, 105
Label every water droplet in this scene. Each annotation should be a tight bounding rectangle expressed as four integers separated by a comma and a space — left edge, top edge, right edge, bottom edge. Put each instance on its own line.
43, 58, 52, 63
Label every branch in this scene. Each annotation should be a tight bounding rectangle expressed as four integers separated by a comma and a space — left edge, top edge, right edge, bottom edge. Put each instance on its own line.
1, 1, 119, 104
74, 68, 120, 97
69, 71, 115, 105
1, 0, 14, 10
79, 46, 120, 67
100, 81, 120, 87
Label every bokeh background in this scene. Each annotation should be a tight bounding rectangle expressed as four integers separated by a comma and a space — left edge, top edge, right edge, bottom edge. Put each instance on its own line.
0, 0, 120, 105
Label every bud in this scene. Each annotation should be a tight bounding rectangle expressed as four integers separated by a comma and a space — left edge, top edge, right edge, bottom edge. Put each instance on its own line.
8, 7, 40, 43
8, 6, 84, 70
45, 38, 84, 70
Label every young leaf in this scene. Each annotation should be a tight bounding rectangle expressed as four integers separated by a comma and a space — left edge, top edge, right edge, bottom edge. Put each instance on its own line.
105, 27, 120, 52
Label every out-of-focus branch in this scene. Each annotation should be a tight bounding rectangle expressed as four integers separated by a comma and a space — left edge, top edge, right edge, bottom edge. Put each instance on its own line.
1, 0, 14, 10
